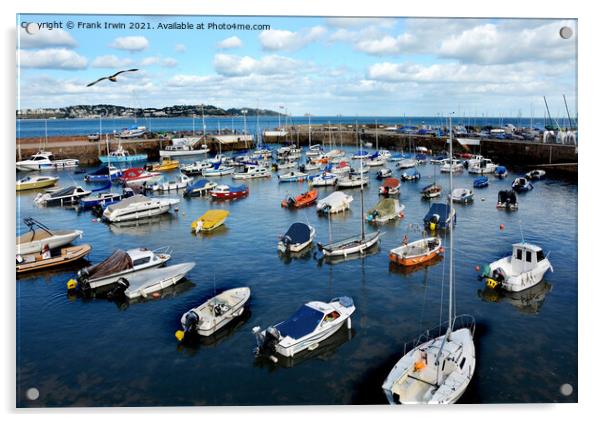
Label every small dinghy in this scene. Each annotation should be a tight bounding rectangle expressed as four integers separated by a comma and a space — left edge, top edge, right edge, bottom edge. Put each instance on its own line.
449, 188, 474, 203
191, 210, 229, 233
318, 230, 380, 257
84, 165, 123, 183
151, 174, 192, 192
17, 218, 83, 255
316, 191, 353, 214
497, 190, 518, 210
278, 171, 308, 183
308, 171, 337, 187
72, 247, 171, 293
494, 166, 508, 178
281, 189, 318, 208
376, 168, 393, 180
176, 287, 251, 341
480, 243, 553, 292
106, 262, 196, 300
78, 188, 134, 211
102, 194, 180, 222
512, 177, 533, 192
379, 178, 401, 196
17, 244, 91, 274
473, 176, 489, 188
525, 169, 546, 180
366, 198, 405, 224
423, 203, 456, 230
278, 222, 316, 253
209, 184, 249, 200
400, 168, 420, 182
253, 297, 355, 359
184, 179, 217, 197
34, 185, 91, 206
336, 172, 368, 189
16, 175, 59, 191
389, 237, 443, 267
421, 183, 442, 199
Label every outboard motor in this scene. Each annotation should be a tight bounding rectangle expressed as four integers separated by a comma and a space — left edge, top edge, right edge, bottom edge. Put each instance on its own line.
253, 326, 281, 357
106, 277, 130, 301
281, 235, 292, 252
183, 310, 200, 333
428, 214, 440, 230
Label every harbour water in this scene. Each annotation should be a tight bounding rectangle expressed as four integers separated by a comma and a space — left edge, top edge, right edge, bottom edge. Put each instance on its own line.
16, 149, 577, 406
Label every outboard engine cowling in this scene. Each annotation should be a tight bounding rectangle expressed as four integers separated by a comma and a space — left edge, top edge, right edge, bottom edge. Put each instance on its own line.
183, 310, 200, 332
106, 277, 130, 301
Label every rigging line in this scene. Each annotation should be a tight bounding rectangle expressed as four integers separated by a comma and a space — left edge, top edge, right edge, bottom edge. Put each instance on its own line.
438, 233, 448, 330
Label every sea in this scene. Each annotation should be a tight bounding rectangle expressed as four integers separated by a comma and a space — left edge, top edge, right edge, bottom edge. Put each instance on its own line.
16, 127, 577, 406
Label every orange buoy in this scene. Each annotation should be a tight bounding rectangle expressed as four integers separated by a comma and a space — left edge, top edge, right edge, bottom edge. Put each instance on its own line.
499, 224, 505, 231
475, 265, 481, 272
151, 292, 161, 298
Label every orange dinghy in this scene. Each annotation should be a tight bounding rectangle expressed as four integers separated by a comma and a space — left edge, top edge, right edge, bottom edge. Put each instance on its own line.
389, 237, 443, 267
281, 189, 318, 209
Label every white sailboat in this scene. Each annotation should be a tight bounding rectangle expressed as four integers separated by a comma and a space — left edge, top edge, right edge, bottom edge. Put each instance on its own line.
382, 115, 476, 404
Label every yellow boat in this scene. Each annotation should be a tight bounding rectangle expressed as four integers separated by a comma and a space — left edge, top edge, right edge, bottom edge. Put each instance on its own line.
191, 210, 230, 233
147, 159, 180, 172
16, 175, 59, 191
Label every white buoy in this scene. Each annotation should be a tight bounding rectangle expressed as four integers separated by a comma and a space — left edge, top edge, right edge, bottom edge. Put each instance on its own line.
269, 355, 278, 363
347, 317, 352, 329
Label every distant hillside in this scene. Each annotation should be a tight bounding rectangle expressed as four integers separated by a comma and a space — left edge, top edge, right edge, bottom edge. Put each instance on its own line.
17, 104, 281, 119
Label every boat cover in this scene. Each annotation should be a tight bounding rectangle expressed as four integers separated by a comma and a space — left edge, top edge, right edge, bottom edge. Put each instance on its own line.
86, 249, 133, 278
415, 153, 427, 161
498, 190, 517, 204
321, 191, 348, 205
186, 179, 211, 192
474, 176, 488, 186
105, 194, 148, 211
276, 304, 324, 340
201, 210, 229, 224
88, 166, 111, 176
229, 184, 248, 193
495, 166, 507, 175
368, 198, 398, 216
49, 186, 78, 198
283, 222, 311, 244
382, 178, 400, 189
423, 203, 451, 225
404, 168, 419, 176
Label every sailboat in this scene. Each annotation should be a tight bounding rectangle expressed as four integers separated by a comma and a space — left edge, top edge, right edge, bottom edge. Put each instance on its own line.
382, 115, 476, 404
317, 126, 381, 257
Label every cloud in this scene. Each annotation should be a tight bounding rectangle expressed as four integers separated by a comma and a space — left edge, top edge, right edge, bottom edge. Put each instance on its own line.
355, 33, 416, 55
18, 48, 87, 70
325, 18, 395, 29
91, 55, 134, 68
18, 27, 77, 49
212, 53, 299, 77
259, 26, 326, 52
174, 43, 187, 53
109, 36, 149, 52
139, 56, 178, 67
217, 36, 243, 49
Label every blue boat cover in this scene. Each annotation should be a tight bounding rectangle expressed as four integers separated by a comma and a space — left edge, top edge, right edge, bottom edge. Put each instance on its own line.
423, 203, 451, 227
369, 152, 379, 159
473, 176, 489, 187
188, 179, 210, 190
229, 184, 248, 193
88, 166, 111, 176
283, 222, 311, 244
415, 153, 427, 160
406, 168, 419, 176
276, 304, 324, 340
354, 150, 369, 156
495, 166, 507, 174
212, 161, 222, 169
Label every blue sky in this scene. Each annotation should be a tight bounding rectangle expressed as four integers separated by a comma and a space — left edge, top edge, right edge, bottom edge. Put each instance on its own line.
17, 14, 577, 116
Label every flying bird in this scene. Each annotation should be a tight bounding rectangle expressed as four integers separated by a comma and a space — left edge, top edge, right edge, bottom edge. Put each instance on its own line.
86, 68, 139, 87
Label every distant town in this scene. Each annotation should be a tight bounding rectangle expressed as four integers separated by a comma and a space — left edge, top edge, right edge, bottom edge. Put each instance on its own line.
16, 104, 280, 120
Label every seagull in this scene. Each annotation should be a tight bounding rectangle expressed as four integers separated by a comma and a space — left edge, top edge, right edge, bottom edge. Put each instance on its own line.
86, 68, 139, 87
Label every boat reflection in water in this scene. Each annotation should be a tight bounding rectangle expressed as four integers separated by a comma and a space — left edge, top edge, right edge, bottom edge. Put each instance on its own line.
254, 325, 356, 369
388, 254, 444, 276
278, 245, 314, 264
177, 309, 252, 355
108, 214, 177, 236
477, 281, 553, 314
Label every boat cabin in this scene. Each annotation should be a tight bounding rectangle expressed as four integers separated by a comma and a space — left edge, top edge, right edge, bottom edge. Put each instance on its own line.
510, 243, 546, 274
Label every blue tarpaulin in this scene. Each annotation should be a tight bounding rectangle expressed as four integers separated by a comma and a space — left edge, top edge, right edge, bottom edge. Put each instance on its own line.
423, 203, 452, 229
282, 222, 311, 244
276, 305, 324, 340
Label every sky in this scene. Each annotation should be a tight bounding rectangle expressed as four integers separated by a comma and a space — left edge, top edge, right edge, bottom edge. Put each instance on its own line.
16, 14, 577, 117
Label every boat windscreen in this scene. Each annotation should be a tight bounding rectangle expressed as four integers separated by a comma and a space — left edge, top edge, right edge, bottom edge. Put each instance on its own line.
284, 223, 311, 244
276, 305, 324, 340
86, 249, 133, 278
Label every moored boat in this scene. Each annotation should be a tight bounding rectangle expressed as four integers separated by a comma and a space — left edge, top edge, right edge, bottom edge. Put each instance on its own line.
421, 183, 442, 199
366, 198, 405, 223
209, 184, 249, 200
78, 188, 134, 211
376, 168, 393, 180
184, 179, 217, 197
281, 189, 318, 208
423, 203, 456, 230
84, 165, 123, 183
191, 210, 230, 233
102, 195, 180, 222
16, 175, 59, 191
400, 168, 421, 182
316, 191, 353, 214
17, 218, 83, 255
16, 244, 91, 274
180, 160, 213, 176
496, 190, 518, 210
150, 174, 192, 192
525, 169, 546, 180
33, 185, 91, 206
494, 166, 508, 178
278, 171, 308, 183
16, 151, 79, 171
473, 176, 489, 188
120, 167, 162, 188
278, 222, 316, 253
379, 178, 401, 196
146, 159, 180, 172
308, 171, 337, 187
512, 177, 533, 192
232, 165, 271, 180
99, 145, 147, 164
449, 188, 474, 203
389, 237, 443, 267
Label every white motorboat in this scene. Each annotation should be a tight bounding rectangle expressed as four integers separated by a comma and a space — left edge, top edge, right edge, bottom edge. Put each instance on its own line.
202, 164, 235, 177
306, 144, 324, 157
336, 173, 368, 189
449, 188, 474, 203
330, 162, 351, 176
441, 159, 464, 173
276, 160, 297, 170
102, 195, 180, 222
33, 185, 91, 206
159, 144, 209, 158
16, 151, 79, 171
309, 172, 338, 187
300, 161, 322, 173
181, 160, 213, 176
366, 156, 385, 167
278, 222, 316, 253
525, 169, 546, 180
118, 125, 147, 139
232, 165, 271, 180
120, 168, 162, 187
316, 191, 353, 214
383, 114, 475, 405
278, 171, 308, 183
107, 262, 196, 300
366, 198, 405, 224
468, 158, 497, 174
376, 168, 393, 180
16, 218, 83, 255
511, 177, 534, 192
74, 247, 172, 292
396, 159, 417, 170
481, 243, 553, 292
151, 174, 192, 192
253, 296, 355, 359
176, 287, 251, 340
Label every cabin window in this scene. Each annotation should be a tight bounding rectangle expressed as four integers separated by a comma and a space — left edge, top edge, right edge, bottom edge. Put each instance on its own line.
323, 311, 340, 323
526, 251, 532, 262
132, 257, 150, 266
460, 357, 466, 370
537, 250, 545, 262
515, 249, 523, 260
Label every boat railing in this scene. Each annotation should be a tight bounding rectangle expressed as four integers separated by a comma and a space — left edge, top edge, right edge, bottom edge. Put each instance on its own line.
402, 314, 476, 355
153, 245, 173, 256
23, 217, 53, 235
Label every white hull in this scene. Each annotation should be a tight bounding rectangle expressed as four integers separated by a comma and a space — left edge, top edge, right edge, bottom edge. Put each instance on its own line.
159, 150, 209, 157
125, 262, 195, 299
17, 230, 83, 255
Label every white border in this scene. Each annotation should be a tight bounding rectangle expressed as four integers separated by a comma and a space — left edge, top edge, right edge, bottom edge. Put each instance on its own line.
2, 1, 597, 421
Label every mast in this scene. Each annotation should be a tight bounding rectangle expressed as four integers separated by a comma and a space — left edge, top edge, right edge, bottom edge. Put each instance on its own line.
563, 94, 575, 131
201, 105, 206, 138
358, 121, 365, 241
308, 113, 312, 149
447, 113, 454, 337
375, 119, 379, 151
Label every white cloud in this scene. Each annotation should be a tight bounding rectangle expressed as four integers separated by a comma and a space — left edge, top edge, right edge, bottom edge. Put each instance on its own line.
217, 36, 243, 49
213, 53, 299, 77
325, 18, 395, 29
355, 33, 416, 55
18, 48, 87, 70
91, 55, 134, 68
174, 43, 187, 53
18, 27, 77, 49
139, 56, 178, 67
109, 36, 149, 52
259, 26, 326, 52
